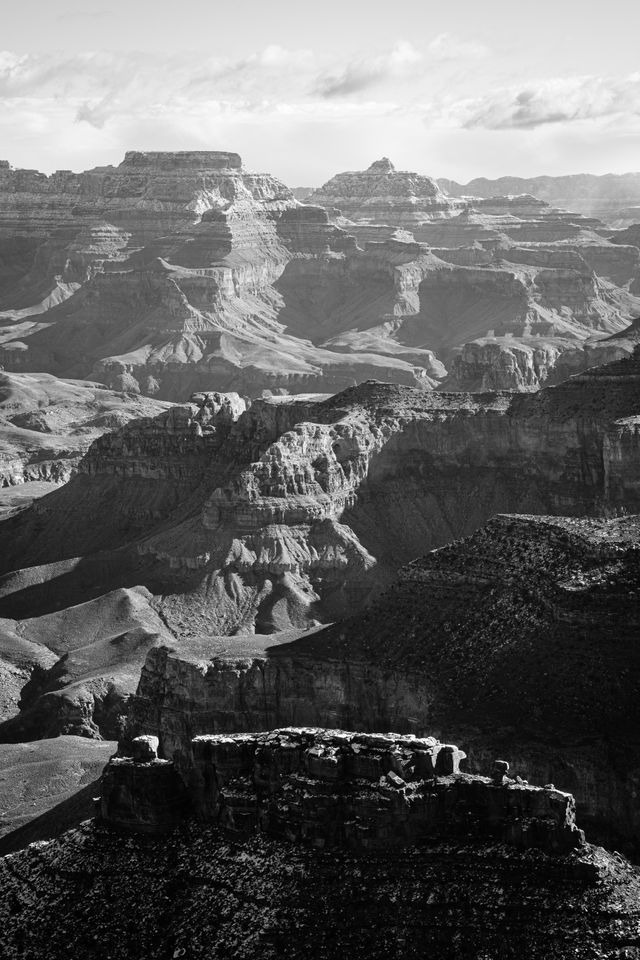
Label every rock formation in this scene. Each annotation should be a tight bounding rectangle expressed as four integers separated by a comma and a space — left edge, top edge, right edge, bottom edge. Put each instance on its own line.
0, 151, 443, 397
2, 726, 640, 959
0, 347, 638, 836
1, 150, 639, 398
124, 510, 640, 854
105, 727, 584, 853
1, 350, 639, 640
306, 160, 640, 389
307, 157, 464, 224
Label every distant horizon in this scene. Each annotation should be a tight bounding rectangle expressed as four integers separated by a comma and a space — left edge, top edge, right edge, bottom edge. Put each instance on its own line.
3, 149, 640, 189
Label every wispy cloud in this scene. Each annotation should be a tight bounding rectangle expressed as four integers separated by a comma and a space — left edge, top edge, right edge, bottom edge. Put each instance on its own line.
457, 74, 640, 129
314, 42, 422, 98
2, 42, 640, 183
314, 35, 488, 99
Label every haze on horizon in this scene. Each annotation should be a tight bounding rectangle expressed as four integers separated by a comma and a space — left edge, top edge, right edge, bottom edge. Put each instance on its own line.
2, 0, 640, 186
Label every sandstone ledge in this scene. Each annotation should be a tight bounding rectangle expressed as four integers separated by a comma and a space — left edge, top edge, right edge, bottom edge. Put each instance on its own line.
102, 727, 584, 855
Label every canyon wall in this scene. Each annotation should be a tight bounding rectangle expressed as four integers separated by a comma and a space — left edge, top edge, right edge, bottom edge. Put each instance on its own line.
123, 509, 640, 853
1, 151, 640, 399
2, 350, 640, 631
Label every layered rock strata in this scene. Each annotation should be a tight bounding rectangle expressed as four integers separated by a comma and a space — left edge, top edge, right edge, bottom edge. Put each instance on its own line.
0, 151, 445, 397
307, 160, 640, 389
124, 510, 640, 853
2, 350, 640, 636
103, 727, 584, 855
307, 157, 464, 223
1, 151, 640, 397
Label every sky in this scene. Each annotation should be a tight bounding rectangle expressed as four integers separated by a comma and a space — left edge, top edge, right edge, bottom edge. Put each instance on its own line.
1, 0, 640, 185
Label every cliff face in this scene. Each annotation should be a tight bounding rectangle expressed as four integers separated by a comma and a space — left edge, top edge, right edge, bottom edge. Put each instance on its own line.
447, 335, 632, 392
124, 511, 640, 853
306, 160, 640, 390
2, 352, 640, 635
105, 726, 584, 853
1, 353, 639, 751
1, 151, 639, 398
0, 151, 444, 398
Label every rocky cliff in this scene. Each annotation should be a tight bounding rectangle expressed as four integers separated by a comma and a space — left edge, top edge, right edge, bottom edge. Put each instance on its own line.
306, 160, 640, 390
2, 726, 639, 959
2, 151, 639, 398
123, 509, 640, 853
1, 350, 639, 768
0, 151, 444, 398
106, 727, 584, 852
1, 351, 639, 635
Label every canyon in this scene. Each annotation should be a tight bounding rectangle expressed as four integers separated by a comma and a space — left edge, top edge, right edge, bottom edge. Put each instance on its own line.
1, 148, 640, 954
0, 348, 639, 853
0, 151, 639, 400
308, 159, 640, 390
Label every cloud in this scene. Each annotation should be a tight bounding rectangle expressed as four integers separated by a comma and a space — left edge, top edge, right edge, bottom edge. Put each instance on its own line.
458, 74, 640, 129
0, 47, 317, 113
314, 41, 421, 98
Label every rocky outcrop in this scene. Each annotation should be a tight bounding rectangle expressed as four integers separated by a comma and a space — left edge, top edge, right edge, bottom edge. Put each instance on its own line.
104, 726, 584, 855
123, 510, 640, 854
307, 158, 464, 224
447, 335, 632, 392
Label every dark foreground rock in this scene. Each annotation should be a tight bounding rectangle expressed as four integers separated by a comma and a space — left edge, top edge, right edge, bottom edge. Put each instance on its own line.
124, 513, 640, 855
2, 726, 639, 959
104, 727, 584, 855
0, 817, 639, 958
